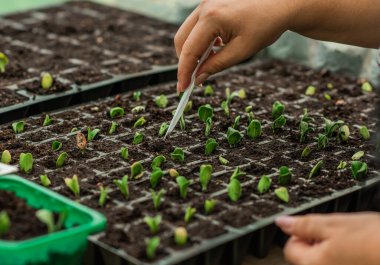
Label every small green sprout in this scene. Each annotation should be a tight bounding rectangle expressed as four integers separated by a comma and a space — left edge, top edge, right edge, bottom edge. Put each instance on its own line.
359, 126, 370, 140
352, 151, 364, 160
40, 72, 54, 90
361, 82, 373, 93
0, 211, 10, 236
43, 114, 53, 126
51, 140, 62, 151
204, 85, 214, 96
144, 215, 161, 234
230, 166, 246, 180
323, 118, 344, 137
12, 121, 25, 134
337, 161, 347, 170
133, 117, 146, 128
1, 150, 11, 164
247, 119, 262, 139
309, 160, 323, 178
232, 115, 241, 130
205, 117, 212, 136
0, 52, 9, 73
146, 237, 160, 260
220, 88, 245, 116
169, 168, 179, 178
184, 207, 196, 223
133, 132, 144, 145
272, 115, 286, 132
131, 105, 145, 113
257, 175, 271, 194
204, 199, 217, 215
305, 85, 316, 96
176, 176, 190, 199
36, 209, 66, 233
301, 146, 311, 159
198, 104, 214, 122
275, 187, 289, 203
245, 106, 253, 113
300, 108, 312, 123
272, 101, 285, 120
278, 166, 292, 185
87, 128, 100, 141
299, 121, 313, 143
174, 227, 188, 246
98, 185, 109, 207
221, 100, 230, 116
151, 189, 165, 210
226, 127, 243, 146
159, 122, 169, 136
155, 94, 168, 108
199, 164, 212, 192
109, 121, 118, 134
120, 147, 129, 160
179, 115, 186, 130
40, 174, 51, 187
171, 147, 185, 162
19, 153, 33, 173
351, 161, 368, 180
56, 152, 68, 168
64, 175, 80, 197
150, 168, 163, 189
184, 100, 193, 113
109, 107, 125, 118
218, 155, 229, 165
133, 91, 141, 101
205, 138, 218, 155
338, 125, 350, 142
151, 155, 166, 169
327, 83, 334, 89
114, 175, 129, 199
228, 178, 242, 202
317, 134, 329, 149
131, 161, 144, 179
324, 93, 332, 100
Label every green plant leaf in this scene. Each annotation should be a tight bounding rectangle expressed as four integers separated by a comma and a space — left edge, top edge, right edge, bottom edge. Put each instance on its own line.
221, 100, 229, 116
359, 126, 370, 140
247, 119, 262, 139
171, 147, 185, 162
155, 94, 168, 108
51, 140, 62, 151
0, 52, 9, 73
150, 168, 163, 189
41, 72, 54, 90
36, 209, 56, 233
278, 166, 292, 185
109, 107, 125, 118
109, 121, 118, 134
272, 101, 285, 120
151, 155, 166, 169
198, 104, 214, 122
184, 100, 193, 113
40, 174, 51, 187
324, 93, 331, 100
133, 91, 141, 101
151, 189, 165, 210
257, 175, 271, 194
218, 155, 229, 165
87, 128, 100, 141
337, 161, 347, 170
275, 187, 289, 203
12, 121, 25, 134
205, 138, 218, 155
204, 199, 217, 215
144, 215, 161, 234
176, 176, 190, 199
305, 85, 316, 96
301, 146, 311, 159
159, 122, 169, 136
43, 114, 53, 126
131, 105, 145, 113
338, 125, 350, 142
64, 175, 80, 197
205, 117, 212, 136
98, 185, 109, 207
146, 237, 160, 260
133, 117, 146, 128
114, 175, 129, 199
204, 85, 214, 96
199, 164, 212, 192
352, 151, 364, 160
226, 127, 243, 146
1, 150, 11, 164
131, 162, 144, 179
0, 211, 10, 236
361, 82, 373, 93
272, 115, 286, 132
232, 115, 241, 130
174, 227, 188, 246
228, 178, 242, 202
299, 121, 313, 143
120, 147, 129, 160
56, 152, 68, 168
133, 132, 144, 145
184, 207, 196, 223
323, 118, 344, 137
230, 166, 246, 180
317, 133, 329, 149
19, 153, 33, 173
351, 161, 368, 180
309, 160, 323, 178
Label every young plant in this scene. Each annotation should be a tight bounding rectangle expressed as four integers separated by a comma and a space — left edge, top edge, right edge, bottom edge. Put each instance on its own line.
301, 146, 311, 159
337, 161, 347, 170
184, 207, 196, 223
40, 174, 51, 187
198, 104, 214, 122
76, 132, 87, 153
351, 161, 368, 180
43, 114, 53, 126
205, 138, 218, 155
151, 155, 166, 170
317, 133, 329, 149
169, 168, 179, 178
230, 166, 246, 180
226, 127, 243, 146
36, 209, 66, 233
174, 227, 188, 246
133, 117, 146, 128
278, 166, 292, 185
299, 121, 313, 143
119, 146, 129, 160
352, 151, 364, 160
272, 101, 285, 120
56, 152, 68, 168
359, 126, 370, 140
179, 115, 186, 130
338, 125, 350, 142
323, 118, 344, 137
199, 164, 212, 192
1, 150, 11, 164
155, 94, 168, 108
272, 115, 286, 132
150, 168, 163, 189
0, 211, 10, 236
361, 82, 373, 93
87, 128, 100, 141
257, 175, 271, 194
247, 119, 262, 139
176, 176, 190, 199
218, 155, 229, 165
133, 91, 141, 101
324, 93, 331, 100
12, 121, 25, 134
109, 107, 125, 118
19, 153, 33, 173
41, 72, 54, 90
221, 88, 245, 116
275, 187, 289, 203
232, 115, 241, 130
305, 85, 316, 96
204, 199, 217, 214
146, 237, 160, 260
184, 100, 193, 113
309, 160, 324, 178
131, 161, 144, 179
228, 178, 242, 202
109, 121, 118, 134
159, 122, 169, 136
151, 189, 165, 210
132, 105, 145, 113
144, 215, 162, 234
114, 175, 129, 199
51, 140, 62, 151
64, 175, 80, 197
0, 52, 9, 73
133, 132, 144, 145
171, 147, 185, 162
204, 85, 214, 96
98, 185, 109, 207
205, 117, 212, 136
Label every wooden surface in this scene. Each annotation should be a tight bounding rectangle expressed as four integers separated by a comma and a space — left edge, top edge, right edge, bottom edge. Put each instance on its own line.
243, 247, 289, 265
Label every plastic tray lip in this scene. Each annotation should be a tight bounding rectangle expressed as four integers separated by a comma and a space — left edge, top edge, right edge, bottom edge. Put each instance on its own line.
0, 174, 106, 248
89, 175, 380, 265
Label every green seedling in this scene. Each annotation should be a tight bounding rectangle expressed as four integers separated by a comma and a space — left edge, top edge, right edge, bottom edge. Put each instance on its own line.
64, 175, 80, 197
323, 118, 344, 137
278, 166, 292, 185
272, 101, 285, 120
150, 168, 163, 189
352, 151, 364, 160
351, 161, 368, 180
36, 209, 66, 233
305, 85, 316, 96
232, 115, 241, 130
40, 174, 51, 187
19, 153, 33, 173
198, 104, 214, 122
114, 175, 129, 199
109, 107, 125, 118
98, 185, 109, 207
151, 155, 166, 169
317, 133, 329, 149
204, 199, 217, 215
176, 176, 190, 199
56, 152, 68, 168
133, 91, 141, 101
228, 178, 242, 202
155, 94, 168, 108
205, 117, 212, 136
109, 121, 118, 134
171, 147, 185, 162
361, 82, 373, 93
131, 161, 144, 179
51, 140, 62, 151
221, 88, 246, 116
245, 106, 253, 113
40, 72, 54, 90
309, 160, 323, 178
324, 93, 332, 100
247, 119, 262, 139
257, 175, 271, 194
230, 166, 246, 180
338, 125, 350, 142
275, 187, 289, 203
299, 121, 313, 143
199, 164, 212, 192
272, 115, 286, 132
226, 127, 243, 146
204, 85, 214, 96
0, 211, 10, 236
133, 132, 144, 144
120, 147, 129, 160
179, 115, 186, 130
218, 155, 229, 165
359, 126, 370, 140
301, 146, 311, 159
131, 105, 145, 113
169, 168, 179, 178
184, 207, 196, 223
1, 150, 11, 164
300, 108, 312, 123
134, 117, 146, 128
144, 215, 161, 234
146, 237, 160, 260
327, 83, 334, 89
12, 121, 25, 134
159, 122, 169, 136
174, 227, 188, 246
43, 114, 53, 126
337, 161, 347, 170
0, 52, 9, 73
184, 100, 193, 113
87, 128, 100, 141
151, 189, 165, 210
205, 138, 218, 155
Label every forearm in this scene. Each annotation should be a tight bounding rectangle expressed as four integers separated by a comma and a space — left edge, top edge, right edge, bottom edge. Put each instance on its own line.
289, 0, 380, 48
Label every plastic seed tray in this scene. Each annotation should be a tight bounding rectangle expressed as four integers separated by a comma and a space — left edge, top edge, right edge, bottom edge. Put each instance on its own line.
0, 174, 106, 265
0, 60, 379, 265
0, 0, 178, 124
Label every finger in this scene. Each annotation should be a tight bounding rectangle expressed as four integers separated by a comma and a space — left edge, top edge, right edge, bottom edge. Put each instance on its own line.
284, 236, 321, 265
275, 215, 330, 241
195, 36, 253, 85
177, 21, 218, 92
174, 6, 200, 57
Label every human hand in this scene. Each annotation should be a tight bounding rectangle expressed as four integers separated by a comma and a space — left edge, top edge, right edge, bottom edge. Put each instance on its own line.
276, 213, 380, 265
174, 0, 294, 93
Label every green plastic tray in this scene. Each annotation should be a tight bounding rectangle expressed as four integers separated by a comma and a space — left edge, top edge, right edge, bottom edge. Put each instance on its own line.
0, 175, 106, 265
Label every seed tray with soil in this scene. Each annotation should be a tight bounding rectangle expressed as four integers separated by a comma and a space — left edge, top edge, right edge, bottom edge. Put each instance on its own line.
0, 1, 178, 123
0, 59, 379, 265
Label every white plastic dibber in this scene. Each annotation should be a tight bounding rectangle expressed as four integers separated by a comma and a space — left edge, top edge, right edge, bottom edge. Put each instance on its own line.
0, 163, 17, 176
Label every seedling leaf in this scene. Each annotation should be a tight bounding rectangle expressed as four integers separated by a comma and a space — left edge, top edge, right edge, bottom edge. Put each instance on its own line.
64, 175, 80, 197
155, 94, 168, 108
309, 160, 323, 178
199, 164, 212, 192
275, 187, 289, 203
43, 114, 53, 126
198, 104, 214, 122
218, 155, 229, 165
174, 227, 188, 246
204, 199, 217, 215
247, 119, 262, 139
87, 128, 100, 141
226, 127, 243, 146
257, 175, 271, 194
278, 166, 292, 185
133, 117, 146, 128
120, 147, 129, 160
176, 176, 190, 199
12, 121, 25, 134
133, 132, 144, 145
146, 237, 160, 260
1, 150, 11, 164
114, 175, 129, 199
352, 151, 364, 160
171, 147, 185, 162
144, 215, 161, 234
228, 178, 242, 202
131, 161, 144, 179
205, 138, 218, 155
109, 107, 125, 118
150, 168, 163, 189
56, 152, 68, 168
359, 126, 370, 140
351, 161, 368, 180
272, 101, 284, 120
41, 72, 54, 90
0, 211, 10, 236
19, 153, 33, 173
51, 140, 62, 151
40, 174, 51, 187
159, 122, 169, 136
184, 207, 196, 223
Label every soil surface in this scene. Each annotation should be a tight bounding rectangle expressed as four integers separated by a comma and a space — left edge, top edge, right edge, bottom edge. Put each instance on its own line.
0, 60, 378, 262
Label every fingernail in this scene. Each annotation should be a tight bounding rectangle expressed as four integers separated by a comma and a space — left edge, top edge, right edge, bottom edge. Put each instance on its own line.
176, 82, 182, 94
195, 73, 210, 86
275, 216, 295, 229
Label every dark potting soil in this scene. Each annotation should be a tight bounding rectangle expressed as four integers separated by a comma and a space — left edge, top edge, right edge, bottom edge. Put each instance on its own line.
0, 88, 27, 107
0, 60, 378, 262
